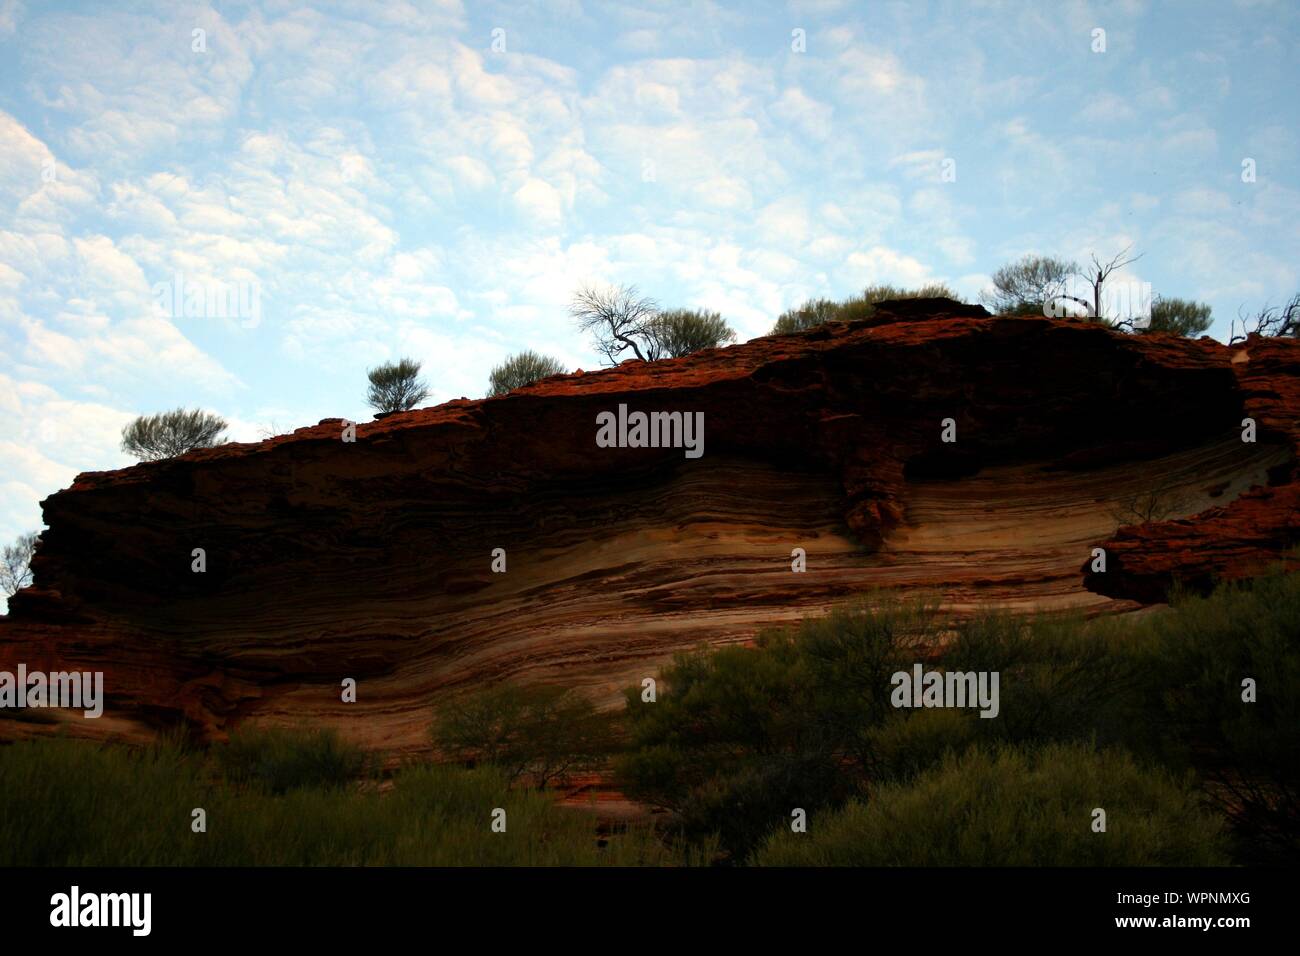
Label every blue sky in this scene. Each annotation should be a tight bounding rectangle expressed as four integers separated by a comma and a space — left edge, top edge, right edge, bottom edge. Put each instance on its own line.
1, 0, 1298, 593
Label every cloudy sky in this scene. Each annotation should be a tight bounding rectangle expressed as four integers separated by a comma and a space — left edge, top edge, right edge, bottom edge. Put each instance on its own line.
1, 0, 1298, 595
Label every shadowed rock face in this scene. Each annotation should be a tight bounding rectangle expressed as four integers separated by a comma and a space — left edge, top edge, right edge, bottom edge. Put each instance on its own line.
3, 299, 1298, 754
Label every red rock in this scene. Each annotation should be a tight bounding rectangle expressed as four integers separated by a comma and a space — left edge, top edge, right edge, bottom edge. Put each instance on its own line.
2, 301, 1297, 751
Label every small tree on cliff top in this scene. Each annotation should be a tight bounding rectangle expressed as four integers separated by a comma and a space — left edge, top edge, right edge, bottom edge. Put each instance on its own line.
488, 350, 568, 396
366, 358, 429, 414
121, 408, 228, 461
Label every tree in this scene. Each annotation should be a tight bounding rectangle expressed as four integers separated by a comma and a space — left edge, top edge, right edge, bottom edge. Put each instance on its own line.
980, 255, 1078, 316
649, 309, 737, 357
121, 408, 228, 461
1232, 293, 1300, 342
431, 683, 612, 789
487, 350, 568, 396
570, 283, 664, 364
771, 283, 958, 334
1142, 296, 1213, 337
0, 531, 38, 598
366, 358, 429, 414
1060, 245, 1145, 326
1108, 476, 1191, 527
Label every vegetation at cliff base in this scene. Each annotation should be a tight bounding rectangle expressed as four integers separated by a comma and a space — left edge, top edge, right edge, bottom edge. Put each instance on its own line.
5, 562, 1296, 866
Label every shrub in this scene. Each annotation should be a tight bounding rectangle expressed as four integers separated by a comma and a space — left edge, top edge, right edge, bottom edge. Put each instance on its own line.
0, 737, 679, 866
979, 254, 1077, 316
617, 595, 940, 859
120, 408, 227, 461
488, 350, 567, 396
1143, 295, 1213, 337
771, 283, 957, 334
771, 298, 840, 334
755, 742, 1230, 866
215, 725, 368, 794
942, 608, 1161, 755
1134, 569, 1300, 861
366, 357, 429, 413
432, 683, 613, 789
864, 708, 977, 783
649, 309, 737, 357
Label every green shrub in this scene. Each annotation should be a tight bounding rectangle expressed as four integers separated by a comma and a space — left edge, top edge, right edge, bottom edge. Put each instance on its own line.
365, 357, 429, 413
865, 708, 977, 783
649, 309, 737, 357
215, 725, 368, 794
943, 609, 1161, 754
0, 737, 680, 866
120, 408, 227, 461
771, 283, 958, 334
755, 742, 1230, 866
1133, 570, 1300, 861
617, 595, 940, 859
488, 350, 567, 396
432, 683, 613, 789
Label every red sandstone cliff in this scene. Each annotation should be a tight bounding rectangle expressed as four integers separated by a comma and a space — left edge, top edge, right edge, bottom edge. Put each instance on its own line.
2, 300, 1298, 754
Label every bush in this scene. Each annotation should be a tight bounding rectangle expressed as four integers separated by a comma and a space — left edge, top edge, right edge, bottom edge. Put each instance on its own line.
366, 357, 429, 413
649, 309, 737, 357
755, 742, 1230, 866
120, 408, 227, 461
979, 254, 1077, 316
942, 608, 1160, 755
617, 595, 940, 859
215, 725, 368, 794
488, 350, 567, 396
1143, 295, 1213, 336
432, 683, 613, 789
1133, 569, 1300, 861
771, 283, 957, 334
865, 708, 977, 783
618, 566, 1300, 864
771, 298, 840, 334
0, 737, 679, 866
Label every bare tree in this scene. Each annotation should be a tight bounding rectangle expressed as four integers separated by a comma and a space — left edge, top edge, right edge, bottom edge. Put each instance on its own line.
1108, 477, 1191, 528
1055, 244, 1149, 327
1053, 245, 1144, 326
0, 531, 39, 598
1230, 293, 1300, 343
570, 283, 663, 364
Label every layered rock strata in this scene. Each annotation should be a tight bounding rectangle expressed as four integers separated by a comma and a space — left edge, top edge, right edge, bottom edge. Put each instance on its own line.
2, 300, 1296, 754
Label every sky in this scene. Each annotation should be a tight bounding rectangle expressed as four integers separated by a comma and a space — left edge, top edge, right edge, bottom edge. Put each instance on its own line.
1, 0, 1298, 603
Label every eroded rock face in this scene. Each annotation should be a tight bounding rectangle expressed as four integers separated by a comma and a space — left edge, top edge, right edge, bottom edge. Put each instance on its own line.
2, 300, 1297, 752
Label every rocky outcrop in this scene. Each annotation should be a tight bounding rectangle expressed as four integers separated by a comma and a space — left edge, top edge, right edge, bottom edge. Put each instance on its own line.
2, 300, 1297, 754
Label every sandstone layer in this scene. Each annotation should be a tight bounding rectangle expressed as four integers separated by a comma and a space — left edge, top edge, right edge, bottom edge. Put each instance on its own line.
2, 300, 1298, 756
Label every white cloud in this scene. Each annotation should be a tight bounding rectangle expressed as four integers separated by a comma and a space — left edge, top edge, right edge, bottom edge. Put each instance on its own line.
514, 177, 565, 228
0, 0, 22, 37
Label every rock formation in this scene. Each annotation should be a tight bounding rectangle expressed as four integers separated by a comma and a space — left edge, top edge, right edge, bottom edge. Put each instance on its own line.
2, 299, 1297, 755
